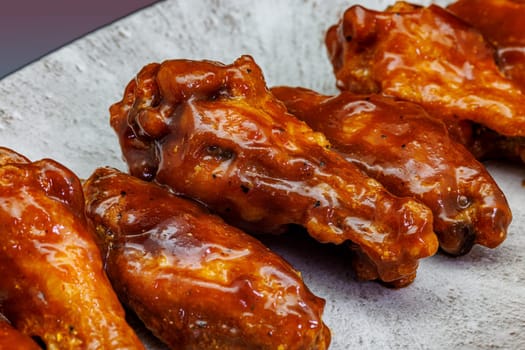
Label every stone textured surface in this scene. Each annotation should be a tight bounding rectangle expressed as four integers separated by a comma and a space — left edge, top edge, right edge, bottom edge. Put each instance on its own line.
0, 1, 524, 349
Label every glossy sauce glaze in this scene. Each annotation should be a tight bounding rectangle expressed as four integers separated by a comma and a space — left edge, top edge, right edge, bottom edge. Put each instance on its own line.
110, 55, 439, 286
445, 0, 525, 163
0, 314, 41, 350
271, 86, 511, 256
0, 147, 144, 350
83, 167, 330, 350
325, 1, 525, 137
448, 0, 525, 92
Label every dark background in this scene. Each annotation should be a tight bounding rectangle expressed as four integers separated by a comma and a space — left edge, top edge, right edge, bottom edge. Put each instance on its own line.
0, 0, 161, 79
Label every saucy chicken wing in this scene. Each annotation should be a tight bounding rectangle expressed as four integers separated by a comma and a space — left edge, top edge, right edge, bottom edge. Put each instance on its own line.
325, 1, 525, 138
445, 0, 525, 163
83, 167, 330, 350
0, 314, 40, 350
271, 86, 511, 256
110, 55, 438, 286
448, 0, 525, 92
0, 147, 144, 350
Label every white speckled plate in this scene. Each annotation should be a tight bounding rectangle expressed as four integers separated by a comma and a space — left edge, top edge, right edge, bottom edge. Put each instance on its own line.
1, 1, 524, 349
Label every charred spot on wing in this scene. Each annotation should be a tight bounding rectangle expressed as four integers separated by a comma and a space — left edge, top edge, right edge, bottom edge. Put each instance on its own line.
205, 145, 235, 161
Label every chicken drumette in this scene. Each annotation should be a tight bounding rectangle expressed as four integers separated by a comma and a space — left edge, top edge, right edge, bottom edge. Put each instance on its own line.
110, 55, 438, 286
0, 147, 144, 349
325, 2, 525, 140
83, 167, 330, 350
271, 86, 511, 256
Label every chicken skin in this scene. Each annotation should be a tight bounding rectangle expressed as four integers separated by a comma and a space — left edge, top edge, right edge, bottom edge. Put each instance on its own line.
271, 86, 511, 256
445, 0, 525, 163
448, 0, 525, 92
0, 147, 144, 350
0, 314, 40, 350
443, 120, 525, 165
325, 1, 525, 138
83, 167, 331, 350
110, 55, 438, 286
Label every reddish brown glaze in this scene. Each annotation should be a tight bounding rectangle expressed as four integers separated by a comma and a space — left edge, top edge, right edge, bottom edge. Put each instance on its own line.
110, 55, 438, 286
271, 86, 511, 255
0, 147, 144, 350
445, 0, 525, 162
0, 147, 29, 166
0, 314, 40, 350
325, 1, 525, 137
448, 0, 525, 91
83, 167, 330, 350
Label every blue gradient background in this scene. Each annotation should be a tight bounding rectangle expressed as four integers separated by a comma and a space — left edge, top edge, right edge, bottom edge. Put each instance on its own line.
0, 0, 160, 78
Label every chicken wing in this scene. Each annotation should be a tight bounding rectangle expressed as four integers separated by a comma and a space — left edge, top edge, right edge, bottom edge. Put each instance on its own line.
271, 86, 511, 256
109, 55, 438, 286
0, 147, 144, 349
447, 0, 525, 92
325, 1, 525, 138
0, 314, 40, 350
83, 167, 330, 350
444, 0, 525, 162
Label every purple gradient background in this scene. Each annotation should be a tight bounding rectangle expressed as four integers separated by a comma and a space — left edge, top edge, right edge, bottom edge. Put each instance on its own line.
0, 0, 160, 78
